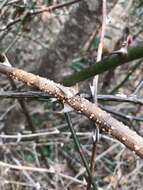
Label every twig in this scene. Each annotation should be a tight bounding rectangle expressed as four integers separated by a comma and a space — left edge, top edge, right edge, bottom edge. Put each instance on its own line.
93, 0, 107, 102
83, 30, 99, 52
0, 91, 142, 105
0, 91, 51, 99
0, 160, 53, 173
4, 180, 37, 188
96, 143, 120, 162
88, 1, 107, 189
8, 79, 52, 169
0, 18, 21, 31
12, 157, 39, 189
0, 104, 16, 121
10, 79, 50, 168
133, 80, 143, 95
66, 167, 86, 188
0, 130, 59, 140
0, 0, 82, 32
97, 94, 143, 105
86, 129, 98, 190
4, 34, 21, 53
110, 60, 142, 94
101, 105, 143, 122
64, 113, 97, 190
0, 54, 51, 170
31, 0, 82, 15
0, 160, 86, 184
125, 162, 143, 179
6, 0, 20, 5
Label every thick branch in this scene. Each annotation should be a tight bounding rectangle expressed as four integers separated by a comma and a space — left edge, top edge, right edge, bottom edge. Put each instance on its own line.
0, 65, 143, 158
63, 44, 143, 86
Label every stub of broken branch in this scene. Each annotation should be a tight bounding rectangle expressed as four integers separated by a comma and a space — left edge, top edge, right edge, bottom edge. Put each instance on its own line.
0, 64, 143, 158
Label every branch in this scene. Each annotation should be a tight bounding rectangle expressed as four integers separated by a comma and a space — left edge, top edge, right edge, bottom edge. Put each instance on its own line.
63, 44, 143, 86
101, 105, 143, 122
87, 1, 107, 189
0, 91, 142, 105
31, 0, 83, 15
98, 94, 143, 105
64, 113, 97, 190
110, 59, 142, 93
0, 0, 82, 32
0, 161, 86, 185
0, 65, 143, 158
92, 0, 107, 102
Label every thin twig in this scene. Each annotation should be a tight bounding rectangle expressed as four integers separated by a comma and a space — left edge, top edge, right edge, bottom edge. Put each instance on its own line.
0, 130, 59, 140
8, 78, 51, 169
4, 33, 21, 53
97, 94, 143, 105
64, 113, 98, 190
110, 60, 142, 94
83, 29, 99, 52
88, 1, 107, 189
0, 0, 82, 32
0, 91, 142, 105
133, 80, 143, 95
101, 105, 143, 122
12, 157, 39, 189
0, 18, 21, 31
4, 180, 37, 188
93, 0, 107, 102
0, 160, 86, 185
31, 0, 82, 15
0, 53, 51, 170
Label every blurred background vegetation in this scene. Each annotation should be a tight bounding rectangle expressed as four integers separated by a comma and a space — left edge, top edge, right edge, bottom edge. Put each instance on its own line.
0, 0, 142, 189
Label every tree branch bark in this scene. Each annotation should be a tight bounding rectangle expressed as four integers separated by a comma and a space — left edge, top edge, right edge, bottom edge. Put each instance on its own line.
0, 64, 143, 158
